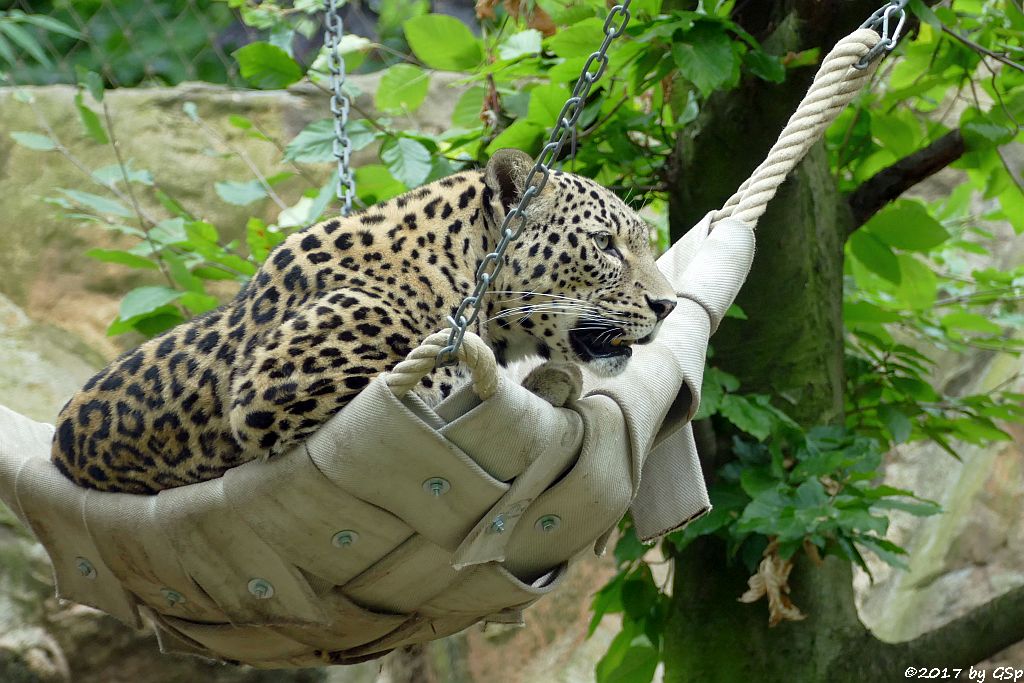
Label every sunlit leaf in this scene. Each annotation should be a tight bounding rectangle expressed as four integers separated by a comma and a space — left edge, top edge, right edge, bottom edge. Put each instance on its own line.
404, 14, 483, 70
233, 41, 304, 89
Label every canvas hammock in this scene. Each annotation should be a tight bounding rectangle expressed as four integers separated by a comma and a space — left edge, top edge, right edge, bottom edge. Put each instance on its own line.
0, 25, 887, 668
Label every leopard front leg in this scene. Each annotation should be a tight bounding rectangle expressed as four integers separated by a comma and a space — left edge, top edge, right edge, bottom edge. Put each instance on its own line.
228, 289, 408, 457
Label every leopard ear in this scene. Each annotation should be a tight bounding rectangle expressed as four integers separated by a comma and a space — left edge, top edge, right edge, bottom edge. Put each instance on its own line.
484, 148, 534, 217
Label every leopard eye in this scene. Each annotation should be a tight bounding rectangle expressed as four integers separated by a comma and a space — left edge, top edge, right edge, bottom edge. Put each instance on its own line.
593, 232, 621, 259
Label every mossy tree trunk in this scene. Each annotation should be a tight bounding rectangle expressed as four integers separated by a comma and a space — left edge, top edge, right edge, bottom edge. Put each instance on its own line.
660, 1, 1024, 680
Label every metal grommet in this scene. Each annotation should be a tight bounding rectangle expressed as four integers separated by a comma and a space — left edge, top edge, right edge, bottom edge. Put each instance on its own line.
74, 557, 97, 579
487, 515, 506, 535
422, 477, 451, 496
332, 530, 359, 548
161, 588, 185, 606
247, 578, 274, 599
535, 515, 561, 533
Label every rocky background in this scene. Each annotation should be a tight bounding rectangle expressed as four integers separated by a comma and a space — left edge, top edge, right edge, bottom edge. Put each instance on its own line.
0, 80, 1020, 681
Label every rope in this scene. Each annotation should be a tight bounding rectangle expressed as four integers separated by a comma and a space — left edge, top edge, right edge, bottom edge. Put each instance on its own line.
385, 331, 498, 400
712, 29, 882, 228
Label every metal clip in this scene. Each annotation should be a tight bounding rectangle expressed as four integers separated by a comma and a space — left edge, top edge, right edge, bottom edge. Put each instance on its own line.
855, 0, 909, 70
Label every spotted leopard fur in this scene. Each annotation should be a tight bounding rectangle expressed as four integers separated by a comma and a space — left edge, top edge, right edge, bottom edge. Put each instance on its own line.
51, 149, 676, 494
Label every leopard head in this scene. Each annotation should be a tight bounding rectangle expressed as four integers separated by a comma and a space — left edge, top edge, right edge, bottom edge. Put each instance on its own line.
482, 149, 677, 376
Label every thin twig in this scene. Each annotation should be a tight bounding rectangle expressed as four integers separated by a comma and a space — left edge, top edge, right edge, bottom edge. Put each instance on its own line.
27, 97, 160, 225
101, 100, 178, 290
941, 24, 1024, 73
189, 109, 290, 210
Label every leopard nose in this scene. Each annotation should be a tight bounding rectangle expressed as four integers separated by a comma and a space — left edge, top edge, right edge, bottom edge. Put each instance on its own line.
647, 295, 677, 321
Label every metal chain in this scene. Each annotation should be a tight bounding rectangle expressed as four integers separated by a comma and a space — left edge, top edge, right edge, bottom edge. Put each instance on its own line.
854, 0, 909, 69
438, 1, 633, 364
325, 0, 356, 215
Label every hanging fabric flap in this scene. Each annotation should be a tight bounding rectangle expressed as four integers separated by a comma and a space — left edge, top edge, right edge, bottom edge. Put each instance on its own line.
306, 378, 508, 551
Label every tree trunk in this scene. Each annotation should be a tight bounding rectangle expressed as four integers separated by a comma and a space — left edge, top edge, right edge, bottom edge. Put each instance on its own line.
662, 3, 870, 679
661, 2, 1024, 679
663, 141, 857, 680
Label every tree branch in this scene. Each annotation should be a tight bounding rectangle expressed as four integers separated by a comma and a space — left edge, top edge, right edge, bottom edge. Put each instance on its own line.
846, 129, 965, 232
881, 583, 1024, 668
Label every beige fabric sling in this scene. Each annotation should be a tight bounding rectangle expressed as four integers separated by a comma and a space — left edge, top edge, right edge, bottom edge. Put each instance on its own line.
0, 28, 881, 667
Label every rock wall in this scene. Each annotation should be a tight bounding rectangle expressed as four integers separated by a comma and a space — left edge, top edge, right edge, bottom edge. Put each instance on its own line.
854, 168, 1024, 667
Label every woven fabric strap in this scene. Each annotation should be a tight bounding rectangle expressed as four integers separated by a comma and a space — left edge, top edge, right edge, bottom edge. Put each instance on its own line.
712, 28, 881, 228
393, 27, 882, 385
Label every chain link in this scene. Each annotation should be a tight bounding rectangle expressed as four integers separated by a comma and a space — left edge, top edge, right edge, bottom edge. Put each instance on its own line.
325, 0, 356, 216
437, 1, 632, 364
855, 0, 909, 69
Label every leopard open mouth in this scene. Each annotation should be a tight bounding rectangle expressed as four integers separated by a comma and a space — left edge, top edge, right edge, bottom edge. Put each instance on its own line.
569, 326, 634, 360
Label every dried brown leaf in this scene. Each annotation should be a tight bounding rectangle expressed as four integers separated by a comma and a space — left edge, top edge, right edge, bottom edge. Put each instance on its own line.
738, 540, 807, 627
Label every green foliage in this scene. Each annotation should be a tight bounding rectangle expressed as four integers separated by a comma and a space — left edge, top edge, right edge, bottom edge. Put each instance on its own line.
3, 1, 237, 86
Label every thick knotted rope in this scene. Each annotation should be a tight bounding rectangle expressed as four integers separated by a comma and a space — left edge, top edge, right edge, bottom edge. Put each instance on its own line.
712, 29, 882, 228
398, 28, 884, 396
385, 330, 499, 400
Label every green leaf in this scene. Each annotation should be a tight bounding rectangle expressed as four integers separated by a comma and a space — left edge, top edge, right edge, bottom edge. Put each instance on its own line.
598, 643, 659, 683
878, 405, 912, 443
891, 376, 941, 402
404, 14, 483, 71
107, 306, 184, 337
498, 29, 543, 60
75, 67, 104, 102
485, 119, 544, 155
93, 162, 154, 187
744, 50, 785, 83
16, 13, 81, 39
941, 311, 1003, 335
118, 286, 183, 321
719, 394, 774, 440
0, 21, 50, 66
961, 114, 1016, 148
527, 83, 572, 125
451, 86, 486, 129
854, 535, 908, 570
180, 291, 220, 314
10, 131, 56, 151
864, 201, 949, 252
671, 22, 737, 97
74, 93, 109, 144
59, 189, 132, 217
536, 0, 597, 25
620, 579, 658, 620
355, 164, 407, 203
380, 137, 432, 187
284, 119, 375, 163
843, 301, 901, 324
215, 180, 268, 206
908, 0, 941, 28
148, 218, 189, 246
849, 229, 901, 283
85, 248, 158, 271
739, 467, 777, 497
246, 218, 286, 263
376, 64, 431, 113
870, 497, 941, 517
894, 255, 937, 310
233, 42, 304, 89
546, 18, 605, 58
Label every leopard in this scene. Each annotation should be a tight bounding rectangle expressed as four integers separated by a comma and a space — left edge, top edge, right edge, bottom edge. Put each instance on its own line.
50, 148, 677, 494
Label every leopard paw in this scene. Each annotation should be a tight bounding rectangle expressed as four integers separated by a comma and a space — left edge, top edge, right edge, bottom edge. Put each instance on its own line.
522, 361, 583, 408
